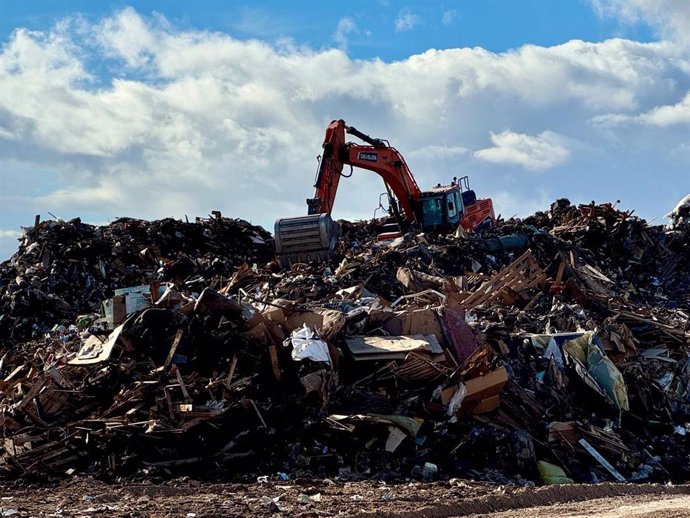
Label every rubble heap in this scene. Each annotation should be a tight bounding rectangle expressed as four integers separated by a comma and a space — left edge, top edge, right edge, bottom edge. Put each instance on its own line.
1, 200, 690, 486
0, 215, 273, 346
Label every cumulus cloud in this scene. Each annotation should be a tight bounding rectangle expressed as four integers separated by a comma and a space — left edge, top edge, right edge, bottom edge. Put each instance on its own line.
95, 6, 161, 67
593, 91, 690, 127
0, 7, 689, 259
634, 92, 690, 126
591, 0, 690, 45
474, 131, 571, 171
395, 10, 419, 32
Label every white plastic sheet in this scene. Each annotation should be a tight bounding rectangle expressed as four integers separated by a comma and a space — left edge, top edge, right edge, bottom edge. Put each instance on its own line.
284, 324, 332, 365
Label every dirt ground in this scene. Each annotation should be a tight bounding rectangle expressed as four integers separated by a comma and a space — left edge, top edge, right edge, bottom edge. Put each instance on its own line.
469, 494, 690, 518
1, 479, 690, 517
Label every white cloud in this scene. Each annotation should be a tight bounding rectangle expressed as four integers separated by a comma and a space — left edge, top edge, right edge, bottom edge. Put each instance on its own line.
592, 0, 690, 45
592, 91, 690, 127
334, 17, 356, 50
474, 131, 571, 171
408, 145, 468, 159
638, 92, 690, 126
95, 7, 161, 67
0, 125, 16, 140
0, 7, 689, 249
0, 230, 20, 240
395, 10, 419, 32
442, 10, 458, 26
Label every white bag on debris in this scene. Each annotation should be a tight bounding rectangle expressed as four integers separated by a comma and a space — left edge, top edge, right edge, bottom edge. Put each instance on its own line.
667, 194, 690, 229
284, 324, 332, 365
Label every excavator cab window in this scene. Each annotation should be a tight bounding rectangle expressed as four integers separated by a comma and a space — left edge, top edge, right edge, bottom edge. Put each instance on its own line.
462, 189, 477, 207
445, 191, 462, 226
421, 197, 444, 228
447, 199, 457, 218
455, 191, 464, 212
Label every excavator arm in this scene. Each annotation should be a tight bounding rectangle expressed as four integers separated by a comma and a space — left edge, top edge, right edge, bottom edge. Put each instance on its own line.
306, 120, 347, 215
307, 119, 423, 223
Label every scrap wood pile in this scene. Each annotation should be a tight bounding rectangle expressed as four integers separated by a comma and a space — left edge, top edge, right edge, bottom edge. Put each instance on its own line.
0, 199, 690, 486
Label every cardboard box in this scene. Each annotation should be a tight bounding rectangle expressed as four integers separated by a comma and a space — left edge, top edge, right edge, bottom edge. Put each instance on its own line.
102, 295, 126, 326
380, 309, 445, 345
114, 285, 151, 314
462, 366, 508, 414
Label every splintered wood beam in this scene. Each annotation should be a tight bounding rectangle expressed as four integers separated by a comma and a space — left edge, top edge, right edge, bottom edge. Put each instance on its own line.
268, 345, 281, 381
225, 355, 238, 387
164, 329, 185, 367
174, 368, 191, 403
249, 399, 267, 428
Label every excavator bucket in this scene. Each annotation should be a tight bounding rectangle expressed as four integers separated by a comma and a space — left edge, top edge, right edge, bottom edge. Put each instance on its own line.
274, 214, 341, 266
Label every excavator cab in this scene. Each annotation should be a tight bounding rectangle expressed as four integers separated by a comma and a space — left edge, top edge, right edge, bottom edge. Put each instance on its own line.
419, 176, 495, 232
419, 185, 464, 230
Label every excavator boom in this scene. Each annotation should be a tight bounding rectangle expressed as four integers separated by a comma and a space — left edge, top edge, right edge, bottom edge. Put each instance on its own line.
307, 119, 422, 222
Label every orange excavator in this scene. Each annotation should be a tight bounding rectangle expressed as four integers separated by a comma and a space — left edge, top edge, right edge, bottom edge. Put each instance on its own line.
274, 119, 495, 264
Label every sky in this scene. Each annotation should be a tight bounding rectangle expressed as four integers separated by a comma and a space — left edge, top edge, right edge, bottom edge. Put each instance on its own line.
1, 0, 690, 260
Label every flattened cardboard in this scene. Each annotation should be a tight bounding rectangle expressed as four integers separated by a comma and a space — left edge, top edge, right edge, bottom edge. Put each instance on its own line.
69, 325, 123, 365
345, 334, 443, 361
382, 309, 443, 344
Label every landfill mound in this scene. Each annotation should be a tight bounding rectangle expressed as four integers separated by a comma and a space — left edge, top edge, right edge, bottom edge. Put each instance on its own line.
0, 200, 689, 486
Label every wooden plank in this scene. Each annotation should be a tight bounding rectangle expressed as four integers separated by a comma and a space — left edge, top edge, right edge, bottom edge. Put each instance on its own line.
4, 364, 26, 383
579, 438, 626, 482
164, 387, 176, 421
175, 368, 191, 403
47, 367, 72, 389
249, 399, 267, 428
15, 377, 46, 410
618, 312, 686, 337
462, 251, 546, 309
164, 329, 185, 367
225, 355, 238, 387
267, 345, 281, 381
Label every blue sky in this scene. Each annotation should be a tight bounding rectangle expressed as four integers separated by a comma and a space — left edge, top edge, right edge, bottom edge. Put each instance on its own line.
1, 0, 689, 260
0, 1, 654, 60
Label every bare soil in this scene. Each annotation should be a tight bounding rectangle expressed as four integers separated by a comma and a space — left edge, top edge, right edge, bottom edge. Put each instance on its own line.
1, 479, 690, 517
467, 494, 690, 518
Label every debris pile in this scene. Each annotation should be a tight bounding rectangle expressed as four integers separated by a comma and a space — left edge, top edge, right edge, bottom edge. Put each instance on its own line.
1, 199, 690, 486
0, 214, 273, 346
